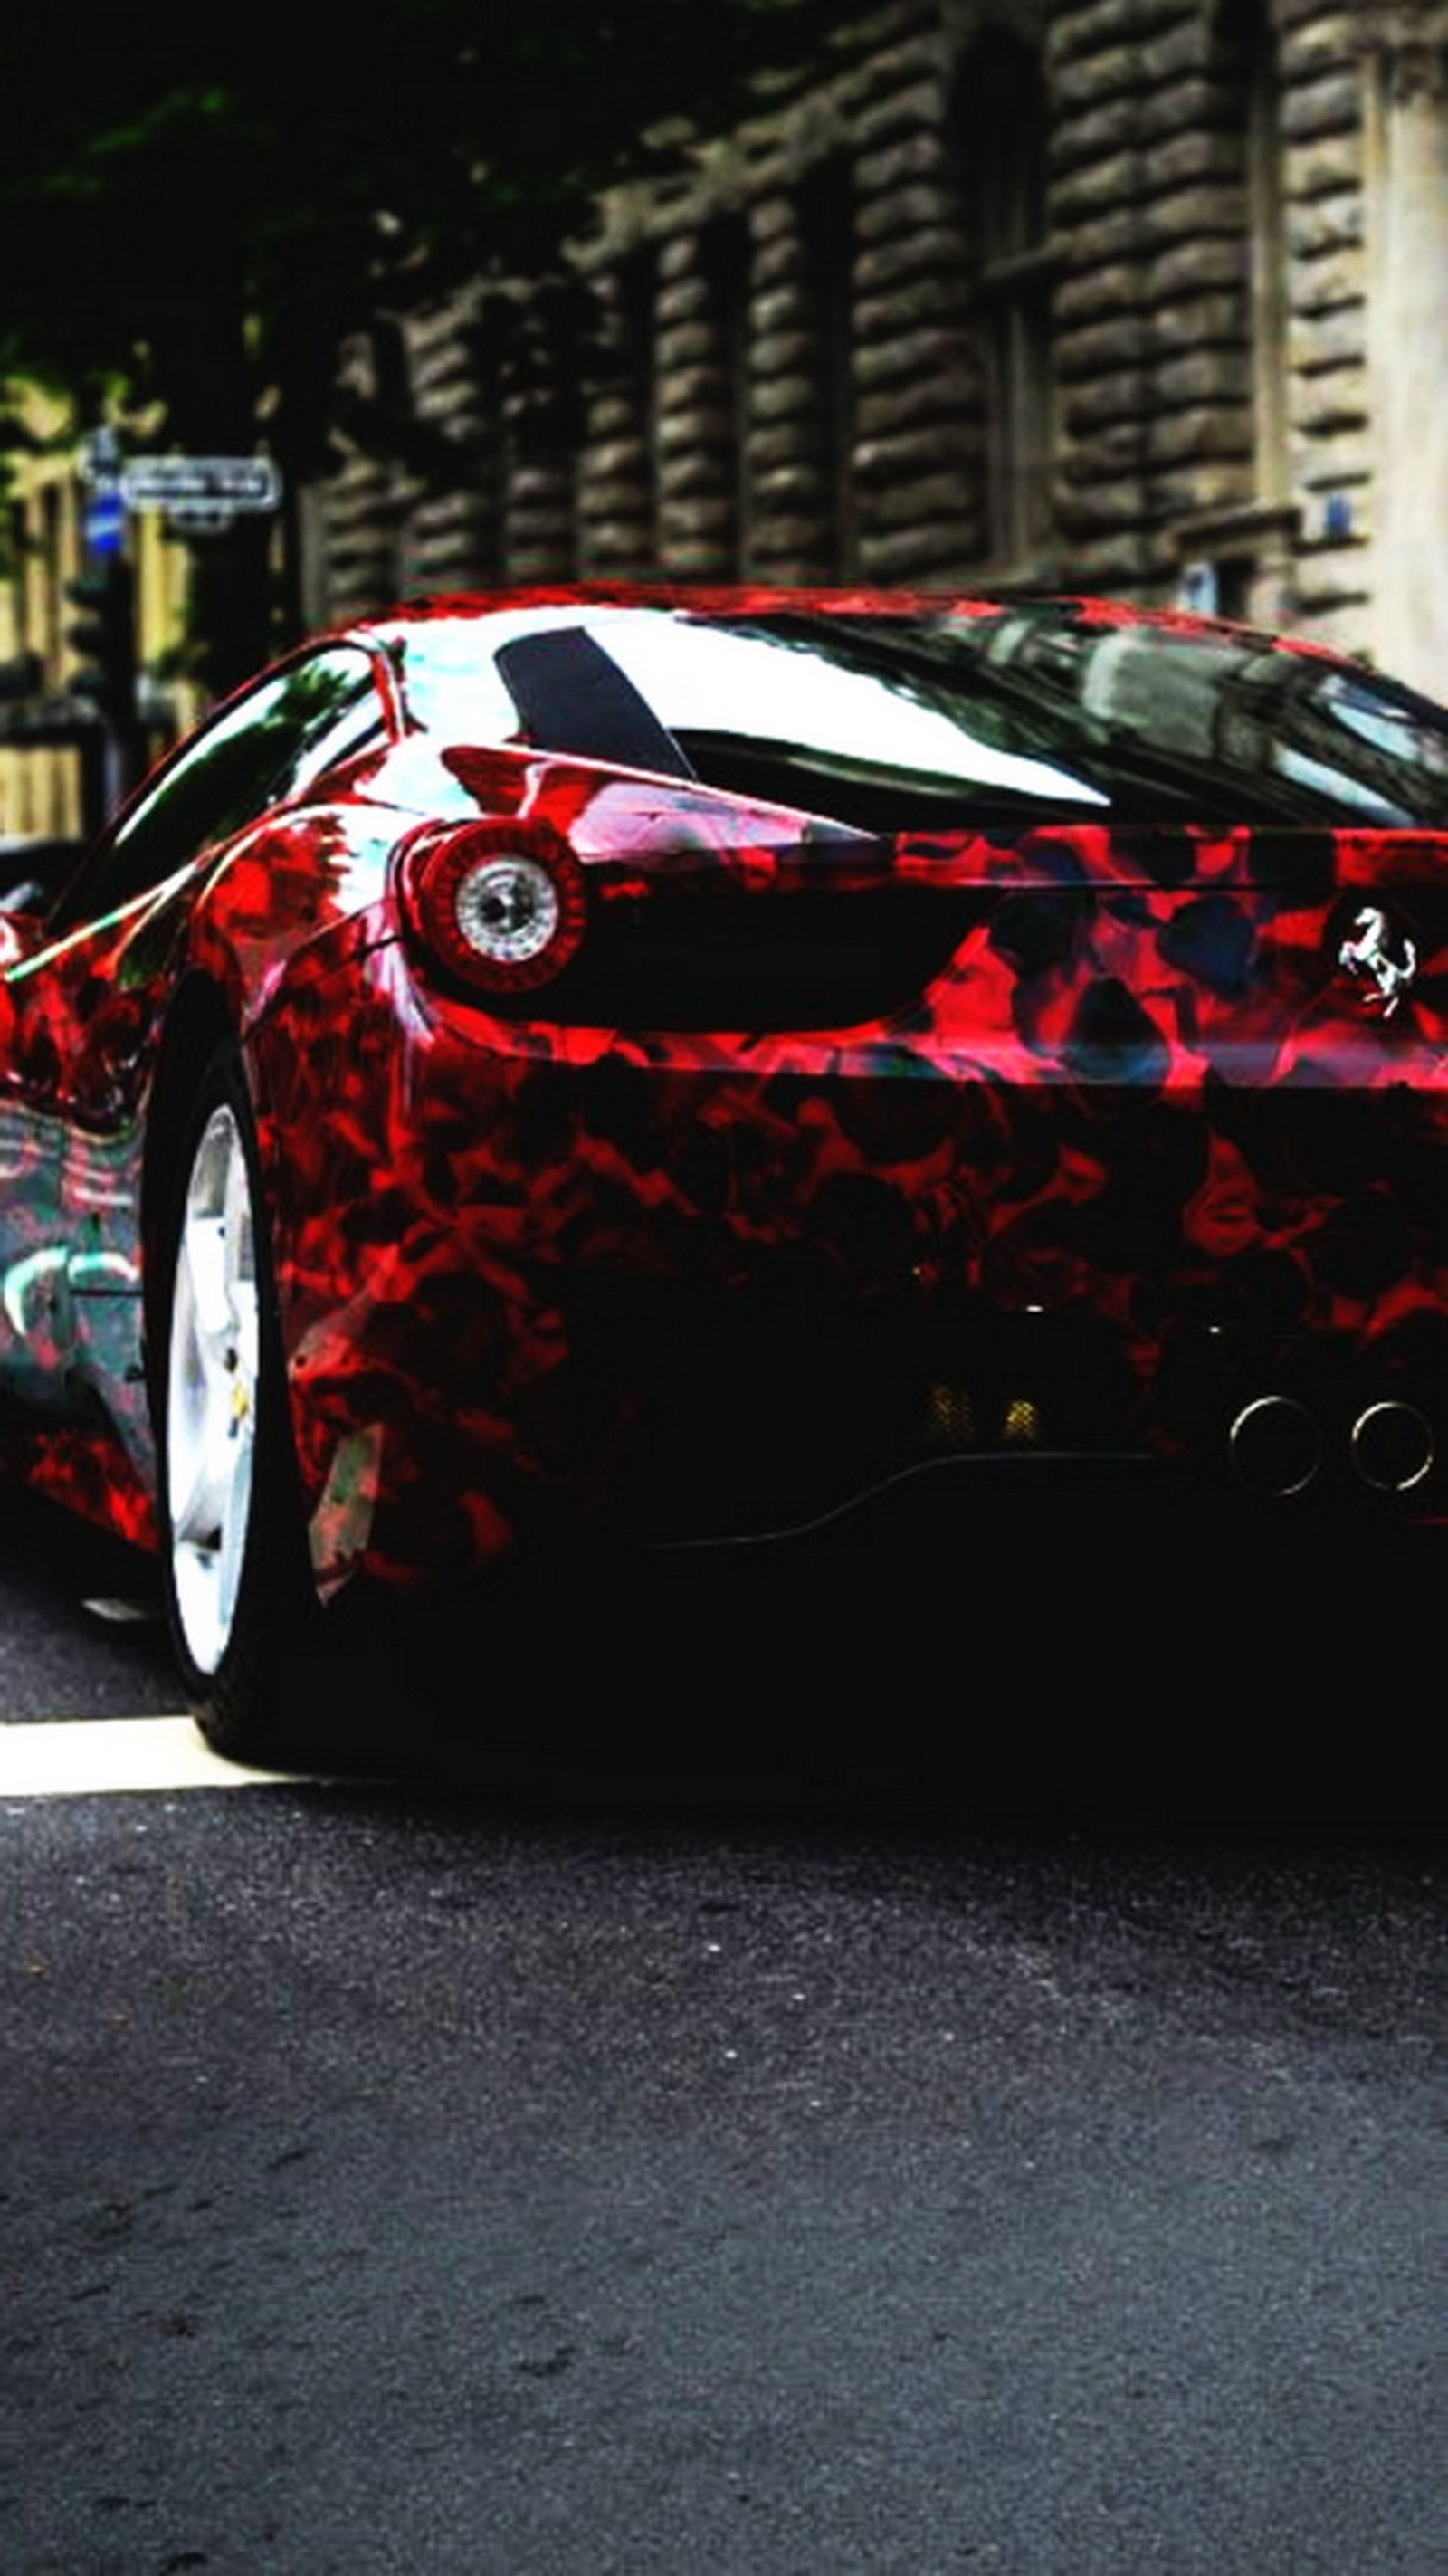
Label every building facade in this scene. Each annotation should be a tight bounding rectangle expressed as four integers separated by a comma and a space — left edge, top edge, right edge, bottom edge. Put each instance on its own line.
310, 0, 1448, 701
4, 0, 1445, 780
0, 394, 196, 839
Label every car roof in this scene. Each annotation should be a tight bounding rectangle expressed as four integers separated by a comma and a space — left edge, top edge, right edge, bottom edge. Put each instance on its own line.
355, 584, 1301, 653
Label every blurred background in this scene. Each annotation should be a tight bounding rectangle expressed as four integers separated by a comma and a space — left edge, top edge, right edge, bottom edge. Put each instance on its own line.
2, 0, 1445, 838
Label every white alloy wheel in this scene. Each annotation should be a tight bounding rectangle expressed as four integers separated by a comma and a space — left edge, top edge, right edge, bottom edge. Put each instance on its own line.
166, 1101, 262, 1676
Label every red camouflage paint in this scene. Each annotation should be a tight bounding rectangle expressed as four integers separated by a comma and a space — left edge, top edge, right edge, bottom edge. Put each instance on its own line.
4, 587, 1448, 1589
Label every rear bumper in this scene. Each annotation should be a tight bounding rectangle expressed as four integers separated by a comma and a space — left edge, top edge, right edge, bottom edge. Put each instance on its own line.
248, 968, 1448, 1591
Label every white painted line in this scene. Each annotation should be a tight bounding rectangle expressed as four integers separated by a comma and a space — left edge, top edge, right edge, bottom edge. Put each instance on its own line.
0, 1716, 311, 1798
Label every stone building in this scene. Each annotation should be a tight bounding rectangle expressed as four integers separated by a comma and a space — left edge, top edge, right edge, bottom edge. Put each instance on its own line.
5, 0, 1443, 838
248, 1, 1448, 709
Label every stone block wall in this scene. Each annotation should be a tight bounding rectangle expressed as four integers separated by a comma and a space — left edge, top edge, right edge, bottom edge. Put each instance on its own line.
305, 0, 1448, 693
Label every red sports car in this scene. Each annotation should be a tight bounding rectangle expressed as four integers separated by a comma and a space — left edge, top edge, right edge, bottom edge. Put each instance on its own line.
3, 587, 1447, 1756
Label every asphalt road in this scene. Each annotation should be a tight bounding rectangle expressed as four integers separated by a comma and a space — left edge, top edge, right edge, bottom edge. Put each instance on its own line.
1, 1473, 1443, 2573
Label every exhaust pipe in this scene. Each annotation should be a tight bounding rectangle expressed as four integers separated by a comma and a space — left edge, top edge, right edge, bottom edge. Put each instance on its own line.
1228, 1395, 1320, 1498
1350, 1400, 1434, 1495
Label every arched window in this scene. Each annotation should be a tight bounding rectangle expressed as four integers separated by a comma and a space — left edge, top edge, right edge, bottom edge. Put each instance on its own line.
576, 253, 658, 578
950, 33, 1054, 569
1217, 0, 1290, 510
1173, 0, 1291, 620
697, 217, 752, 577
797, 155, 858, 577
502, 280, 583, 583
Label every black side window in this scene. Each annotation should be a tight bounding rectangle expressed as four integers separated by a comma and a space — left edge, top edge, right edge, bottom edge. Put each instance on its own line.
52, 649, 384, 931
267, 650, 388, 801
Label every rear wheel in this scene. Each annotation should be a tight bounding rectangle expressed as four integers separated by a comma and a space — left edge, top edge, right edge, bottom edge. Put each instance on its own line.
159, 1049, 314, 1760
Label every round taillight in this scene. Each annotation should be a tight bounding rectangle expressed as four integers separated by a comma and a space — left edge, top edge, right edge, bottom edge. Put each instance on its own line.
401, 818, 586, 994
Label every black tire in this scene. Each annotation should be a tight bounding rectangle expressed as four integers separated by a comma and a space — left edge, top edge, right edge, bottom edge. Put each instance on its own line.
157, 1045, 317, 1761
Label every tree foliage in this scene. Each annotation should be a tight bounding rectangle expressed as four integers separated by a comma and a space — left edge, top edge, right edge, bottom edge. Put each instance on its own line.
0, 0, 832, 688
0, 0, 831, 451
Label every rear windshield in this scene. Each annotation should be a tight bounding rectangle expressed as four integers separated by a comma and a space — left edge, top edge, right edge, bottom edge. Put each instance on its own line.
392, 603, 1448, 832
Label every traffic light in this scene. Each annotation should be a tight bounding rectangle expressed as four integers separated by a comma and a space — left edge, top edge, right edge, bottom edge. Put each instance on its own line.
0, 650, 43, 702
65, 558, 137, 730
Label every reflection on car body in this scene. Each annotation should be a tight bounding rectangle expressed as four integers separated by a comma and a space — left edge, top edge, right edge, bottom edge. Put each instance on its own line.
3, 587, 1448, 1758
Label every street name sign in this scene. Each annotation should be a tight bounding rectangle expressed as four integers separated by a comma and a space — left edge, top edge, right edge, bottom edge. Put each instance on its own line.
120, 457, 282, 513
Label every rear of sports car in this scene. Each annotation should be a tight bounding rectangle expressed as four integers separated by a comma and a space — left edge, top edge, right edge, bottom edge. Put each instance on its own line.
244, 595, 1448, 1602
